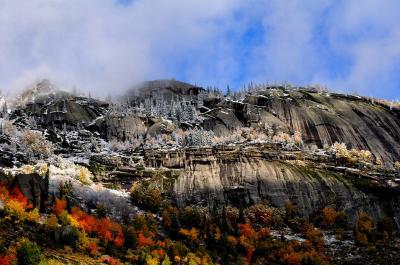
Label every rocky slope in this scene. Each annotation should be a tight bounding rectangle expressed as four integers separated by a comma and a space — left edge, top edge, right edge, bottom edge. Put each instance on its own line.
2, 79, 400, 225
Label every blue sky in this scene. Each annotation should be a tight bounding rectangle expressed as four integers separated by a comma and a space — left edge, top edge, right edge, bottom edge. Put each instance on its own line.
0, 0, 400, 99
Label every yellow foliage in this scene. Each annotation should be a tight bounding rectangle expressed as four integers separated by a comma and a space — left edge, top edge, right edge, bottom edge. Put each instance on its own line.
37, 163, 49, 176
26, 208, 40, 223
20, 130, 54, 158
67, 214, 81, 228
5, 200, 25, 220
395, 161, 400, 171
184, 253, 202, 265
227, 235, 238, 247
20, 165, 36, 174
293, 131, 303, 145
146, 254, 159, 265
3, 120, 16, 135
272, 132, 291, 143
179, 228, 199, 241
19, 163, 48, 176
77, 166, 93, 185
331, 142, 373, 164
39, 259, 64, 265
5, 200, 40, 223
376, 157, 383, 167
78, 231, 90, 248
331, 142, 350, 159
214, 227, 221, 241
46, 214, 58, 229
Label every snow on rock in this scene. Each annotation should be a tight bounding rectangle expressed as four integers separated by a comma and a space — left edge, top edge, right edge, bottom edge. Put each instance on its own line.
270, 230, 305, 242
48, 160, 138, 220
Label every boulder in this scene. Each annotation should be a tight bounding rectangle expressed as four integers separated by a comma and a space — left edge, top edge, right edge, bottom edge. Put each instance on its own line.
10, 170, 49, 211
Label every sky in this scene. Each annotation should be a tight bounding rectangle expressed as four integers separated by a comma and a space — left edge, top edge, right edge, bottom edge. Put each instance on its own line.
0, 0, 399, 99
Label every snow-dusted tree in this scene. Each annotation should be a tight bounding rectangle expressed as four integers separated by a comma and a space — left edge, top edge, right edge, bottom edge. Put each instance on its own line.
20, 130, 54, 161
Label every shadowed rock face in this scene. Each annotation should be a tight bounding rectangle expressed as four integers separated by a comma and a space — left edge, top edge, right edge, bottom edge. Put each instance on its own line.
21, 92, 108, 130
144, 148, 400, 224
11, 172, 49, 211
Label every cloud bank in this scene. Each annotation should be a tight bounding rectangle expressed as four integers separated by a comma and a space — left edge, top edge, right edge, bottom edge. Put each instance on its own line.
0, 0, 399, 99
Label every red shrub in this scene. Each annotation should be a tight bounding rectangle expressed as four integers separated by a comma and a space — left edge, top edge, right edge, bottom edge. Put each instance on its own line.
0, 255, 14, 265
238, 223, 253, 238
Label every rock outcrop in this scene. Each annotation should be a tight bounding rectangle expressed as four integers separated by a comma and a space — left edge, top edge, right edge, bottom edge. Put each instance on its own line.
11, 171, 49, 211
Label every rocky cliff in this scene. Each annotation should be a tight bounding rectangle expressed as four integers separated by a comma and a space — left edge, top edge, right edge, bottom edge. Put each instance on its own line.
143, 145, 400, 225
3, 79, 400, 226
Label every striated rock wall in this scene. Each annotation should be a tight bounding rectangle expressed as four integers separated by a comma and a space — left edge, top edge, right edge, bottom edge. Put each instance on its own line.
145, 147, 400, 224
241, 91, 400, 165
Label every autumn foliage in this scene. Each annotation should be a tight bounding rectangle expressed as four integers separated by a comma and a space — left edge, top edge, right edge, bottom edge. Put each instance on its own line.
54, 198, 67, 216
66, 206, 125, 247
355, 210, 375, 246
0, 184, 32, 210
0, 255, 15, 265
0, 183, 39, 223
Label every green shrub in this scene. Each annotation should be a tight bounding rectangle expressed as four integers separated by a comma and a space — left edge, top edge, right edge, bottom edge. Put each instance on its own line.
17, 239, 41, 265
60, 226, 80, 248
96, 203, 108, 218
130, 185, 163, 213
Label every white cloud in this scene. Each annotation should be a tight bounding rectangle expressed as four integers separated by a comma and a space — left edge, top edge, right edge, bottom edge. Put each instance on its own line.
0, 0, 399, 99
246, 0, 400, 98
0, 0, 243, 96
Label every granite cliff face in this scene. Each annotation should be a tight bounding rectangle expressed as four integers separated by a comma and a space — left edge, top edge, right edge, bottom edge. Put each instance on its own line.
143, 146, 400, 225
242, 91, 400, 165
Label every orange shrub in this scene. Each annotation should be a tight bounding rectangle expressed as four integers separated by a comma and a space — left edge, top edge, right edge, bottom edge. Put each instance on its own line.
138, 233, 155, 247
358, 211, 374, 235
54, 198, 67, 216
283, 251, 302, 265
86, 242, 99, 256
301, 223, 324, 251
238, 224, 257, 264
61, 205, 124, 247
227, 236, 238, 247
179, 228, 199, 241
97, 218, 113, 242
46, 214, 58, 229
10, 186, 31, 209
321, 207, 338, 227
356, 232, 369, 246
0, 185, 32, 210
